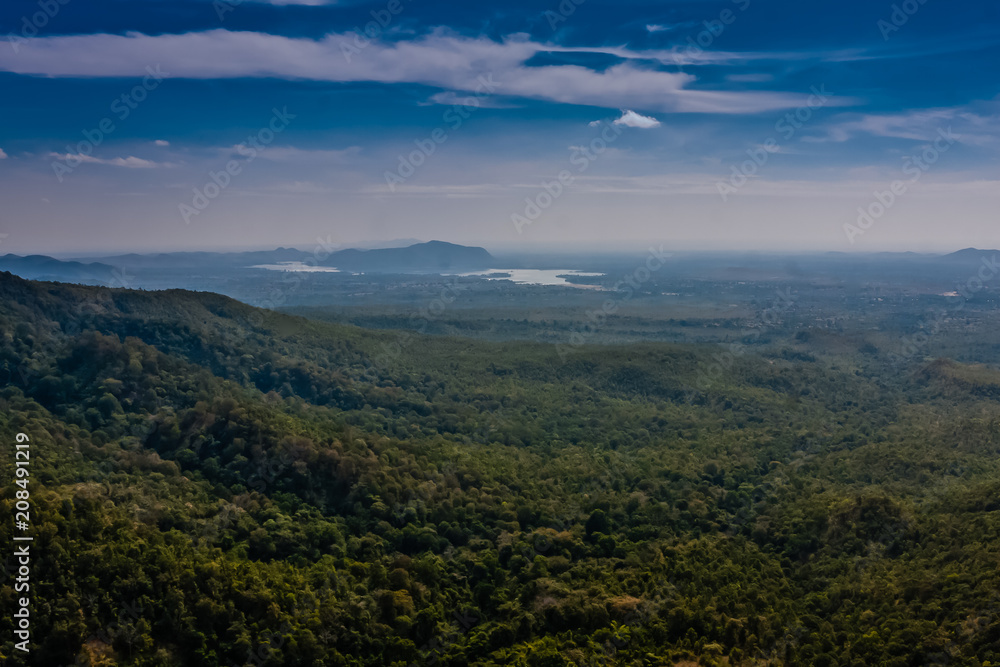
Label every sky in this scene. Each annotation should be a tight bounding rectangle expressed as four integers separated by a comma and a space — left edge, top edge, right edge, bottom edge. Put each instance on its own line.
0, 0, 998, 255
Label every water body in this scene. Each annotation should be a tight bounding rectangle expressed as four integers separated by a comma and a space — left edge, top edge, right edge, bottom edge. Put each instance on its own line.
459, 269, 606, 287
253, 263, 606, 287
252, 262, 342, 273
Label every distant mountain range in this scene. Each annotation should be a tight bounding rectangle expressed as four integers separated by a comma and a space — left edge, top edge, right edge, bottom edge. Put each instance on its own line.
939, 247, 1000, 261
74, 247, 312, 270
0, 241, 493, 286
59, 240, 492, 274
0, 254, 117, 284
9, 246, 994, 288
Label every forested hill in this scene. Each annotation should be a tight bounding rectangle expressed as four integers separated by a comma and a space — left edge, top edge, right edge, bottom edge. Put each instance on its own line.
0, 254, 117, 284
323, 240, 494, 272
1, 271, 1000, 666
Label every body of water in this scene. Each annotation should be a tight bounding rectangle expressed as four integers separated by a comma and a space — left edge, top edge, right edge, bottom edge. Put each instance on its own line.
252, 263, 606, 287
252, 262, 342, 273
459, 269, 606, 287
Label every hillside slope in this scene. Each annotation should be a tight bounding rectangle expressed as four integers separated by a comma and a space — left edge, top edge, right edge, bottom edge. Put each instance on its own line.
1, 273, 999, 665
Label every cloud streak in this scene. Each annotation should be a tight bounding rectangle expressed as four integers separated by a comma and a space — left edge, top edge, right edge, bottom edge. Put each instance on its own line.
48, 153, 172, 168
0, 30, 851, 114
228, 145, 362, 162
259, 0, 336, 4
814, 102, 1000, 145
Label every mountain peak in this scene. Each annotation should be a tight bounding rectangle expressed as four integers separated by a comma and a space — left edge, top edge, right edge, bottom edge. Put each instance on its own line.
324, 241, 492, 273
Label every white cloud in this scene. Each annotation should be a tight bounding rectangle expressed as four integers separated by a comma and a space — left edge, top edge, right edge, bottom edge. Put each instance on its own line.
361, 183, 504, 197
831, 109, 957, 141
550, 173, 1000, 199
644, 22, 696, 34
425, 90, 519, 108
814, 102, 1000, 145
0, 30, 848, 114
727, 73, 774, 83
153, 139, 170, 147
267, 181, 334, 194
0, 148, 7, 159
235, 0, 336, 4
612, 109, 661, 129
227, 145, 361, 161
48, 153, 171, 168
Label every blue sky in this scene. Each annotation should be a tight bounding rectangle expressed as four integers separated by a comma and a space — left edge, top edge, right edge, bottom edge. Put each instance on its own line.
0, 0, 998, 254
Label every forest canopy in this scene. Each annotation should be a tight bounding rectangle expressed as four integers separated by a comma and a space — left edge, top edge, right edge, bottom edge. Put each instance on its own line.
1, 271, 999, 666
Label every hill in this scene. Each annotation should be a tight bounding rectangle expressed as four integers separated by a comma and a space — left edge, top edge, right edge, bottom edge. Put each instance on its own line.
940, 247, 1000, 261
324, 240, 494, 273
63, 241, 492, 275
0, 254, 118, 284
1, 272, 1000, 665
78, 247, 312, 270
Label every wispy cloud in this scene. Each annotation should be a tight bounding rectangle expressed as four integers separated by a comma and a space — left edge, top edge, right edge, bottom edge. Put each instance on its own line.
0, 148, 7, 159
727, 73, 774, 83
261, 0, 335, 4
0, 30, 853, 114
814, 102, 1000, 145
238, 0, 337, 4
821, 110, 957, 142
265, 181, 335, 194
362, 183, 505, 197
48, 153, 172, 168
562, 173, 1000, 198
425, 90, 520, 108
228, 145, 361, 162
153, 139, 170, 147
645, 22, 697, 34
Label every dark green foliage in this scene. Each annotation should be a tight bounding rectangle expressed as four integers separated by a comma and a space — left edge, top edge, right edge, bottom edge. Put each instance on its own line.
0, 272, 999, 665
